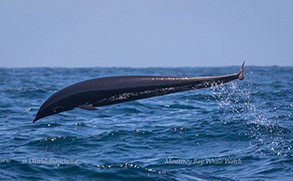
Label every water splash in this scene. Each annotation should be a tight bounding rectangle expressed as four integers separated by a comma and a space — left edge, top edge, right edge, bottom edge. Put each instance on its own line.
210, 71, 292, 157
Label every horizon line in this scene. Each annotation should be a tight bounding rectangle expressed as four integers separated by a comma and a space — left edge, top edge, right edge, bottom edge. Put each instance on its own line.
0, 64, 292, 69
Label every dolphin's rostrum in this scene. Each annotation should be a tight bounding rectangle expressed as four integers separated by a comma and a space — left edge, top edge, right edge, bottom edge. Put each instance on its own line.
33, 62, 245, 122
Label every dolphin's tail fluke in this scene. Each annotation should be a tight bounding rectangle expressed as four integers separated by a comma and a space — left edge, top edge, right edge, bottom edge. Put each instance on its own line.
238, 61, 245, 80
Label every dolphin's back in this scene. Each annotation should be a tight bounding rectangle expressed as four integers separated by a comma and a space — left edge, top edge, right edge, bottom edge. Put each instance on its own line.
43, 76, 201, 109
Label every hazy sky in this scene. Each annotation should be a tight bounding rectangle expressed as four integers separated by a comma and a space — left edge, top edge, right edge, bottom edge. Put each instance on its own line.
0, 0, 292, 67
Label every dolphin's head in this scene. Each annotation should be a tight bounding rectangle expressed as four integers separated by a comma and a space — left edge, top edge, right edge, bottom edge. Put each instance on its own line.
33, 102, 64, 123
33, 95, 74, 123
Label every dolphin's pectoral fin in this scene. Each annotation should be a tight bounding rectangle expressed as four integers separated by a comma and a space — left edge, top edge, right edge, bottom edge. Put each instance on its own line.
78, 104, 98, 110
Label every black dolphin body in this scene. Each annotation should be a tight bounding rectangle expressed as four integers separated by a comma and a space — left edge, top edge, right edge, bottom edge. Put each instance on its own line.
33, 62, 245, 122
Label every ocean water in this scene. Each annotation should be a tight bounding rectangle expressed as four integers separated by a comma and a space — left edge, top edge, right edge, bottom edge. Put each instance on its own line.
0, 66, 292, 180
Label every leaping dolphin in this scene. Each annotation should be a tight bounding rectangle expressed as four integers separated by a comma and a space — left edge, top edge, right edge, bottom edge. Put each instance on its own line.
33, 62, 245, 122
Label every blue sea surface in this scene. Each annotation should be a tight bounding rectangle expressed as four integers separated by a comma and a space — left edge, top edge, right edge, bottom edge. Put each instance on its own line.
0, 66, 292, 180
